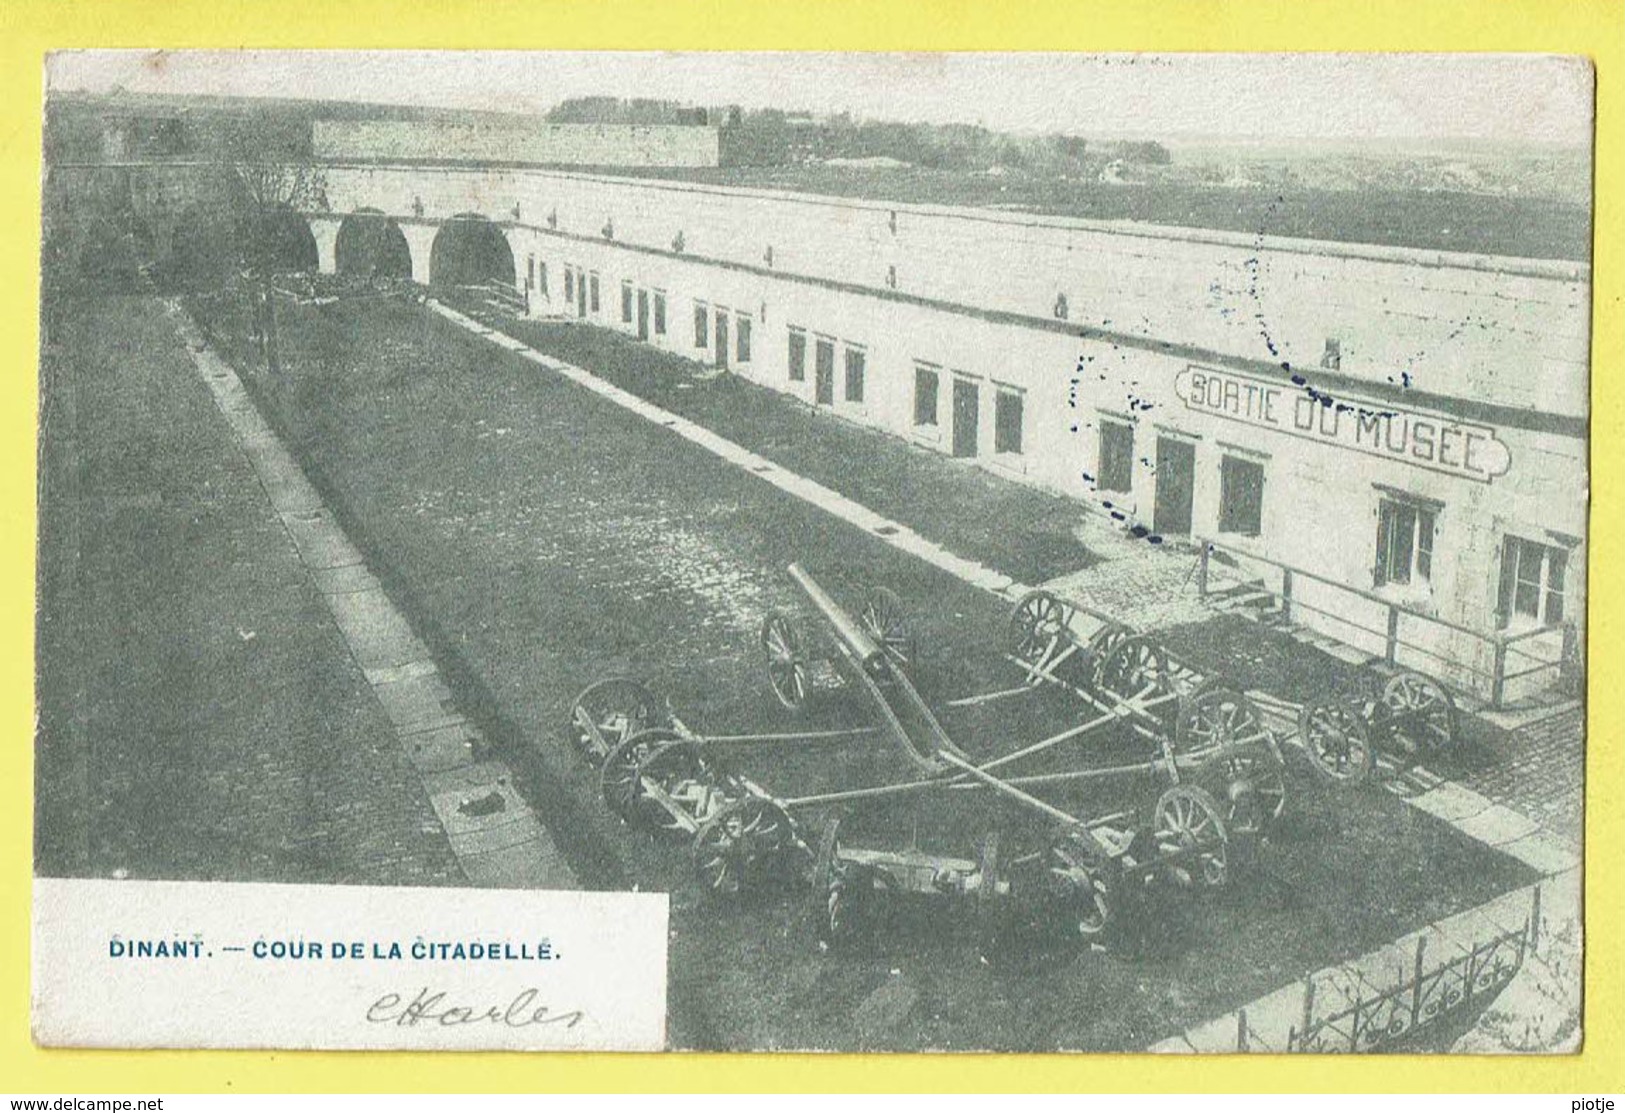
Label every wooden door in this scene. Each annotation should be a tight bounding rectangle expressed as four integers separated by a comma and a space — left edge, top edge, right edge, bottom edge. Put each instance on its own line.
952, 379, 980, 457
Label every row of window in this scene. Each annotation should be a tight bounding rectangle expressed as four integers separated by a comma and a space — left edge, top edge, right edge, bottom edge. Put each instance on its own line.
620, 279, 669, 336
781, 332, 1025, 459
1093, 416, 1569, 629
560, 263, 600, 315
1093, 418, 1260, 536
911, 364, 1024, 457
1379, 501, 1568, 628
786, 328, 864, 405
528, 261, 1025, 461
531, 251, 1572, 635
549, 257, 677, 343
540, 253, 753, 369
696, 302, 752, 366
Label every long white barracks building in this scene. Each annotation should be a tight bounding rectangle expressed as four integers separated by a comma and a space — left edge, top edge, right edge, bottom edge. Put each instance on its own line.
303, 162, 1590, 705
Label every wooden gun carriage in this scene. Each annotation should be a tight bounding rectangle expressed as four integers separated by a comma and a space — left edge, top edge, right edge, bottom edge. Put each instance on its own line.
564, 565, 1272, 947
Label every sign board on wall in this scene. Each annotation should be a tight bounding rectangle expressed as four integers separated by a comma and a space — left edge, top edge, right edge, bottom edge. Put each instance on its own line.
1174, 365, 1512, 483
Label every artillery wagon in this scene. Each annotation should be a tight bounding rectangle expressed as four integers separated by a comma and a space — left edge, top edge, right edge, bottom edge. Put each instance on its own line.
989, 586, 1461, 795
1260, 662, 1460, 786
565, 565, 1265, 949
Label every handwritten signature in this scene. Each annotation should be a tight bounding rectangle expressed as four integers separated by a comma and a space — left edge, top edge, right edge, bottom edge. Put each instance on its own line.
367, 987, 584, 1030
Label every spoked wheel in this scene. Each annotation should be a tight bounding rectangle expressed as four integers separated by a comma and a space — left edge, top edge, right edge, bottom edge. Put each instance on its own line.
972, 830, 1010, 957
566, 678, 664, 764
761, 611, 811, 712
1096, 636, 1177, 729
1298, 698, 1375, 785
1152, 784, 1230, 889
1044, 828, 1117, 940
599, 728, 681, 827
1007, 590, 1070, 671
1206, 747, 1287, 837
633, 738, 715, 835
1083, 619, 1135, 676
1380, 670, 1457, 754
692, 795, 802, 898
811, 815, 881, 949
860, 586, 918, 674
1177, 686, 1271, 760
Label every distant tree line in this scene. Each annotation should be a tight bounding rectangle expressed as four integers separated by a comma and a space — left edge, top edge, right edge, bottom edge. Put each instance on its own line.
544, 97, 1169, 174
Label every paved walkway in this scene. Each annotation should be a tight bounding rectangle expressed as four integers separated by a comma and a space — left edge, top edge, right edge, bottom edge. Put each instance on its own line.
1043, 516, 1215, 630
1457, 707, 1585, 850
171, 302, 578, 891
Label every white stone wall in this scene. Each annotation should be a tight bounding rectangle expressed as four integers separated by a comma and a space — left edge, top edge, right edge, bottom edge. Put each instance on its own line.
318, 164, 1589, 423
312, 164, 1589, 696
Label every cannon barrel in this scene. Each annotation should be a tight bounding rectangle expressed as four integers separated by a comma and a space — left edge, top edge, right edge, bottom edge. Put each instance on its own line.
786, 563, 885, 667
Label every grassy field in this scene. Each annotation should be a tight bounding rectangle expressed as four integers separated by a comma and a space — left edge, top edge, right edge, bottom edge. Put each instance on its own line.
435, 290, 1099, 588
35, 295, 462, 886
185, 290, 1537, 1051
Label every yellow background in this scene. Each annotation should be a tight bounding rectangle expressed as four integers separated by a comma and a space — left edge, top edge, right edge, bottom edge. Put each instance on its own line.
1, 0, 1618, 1093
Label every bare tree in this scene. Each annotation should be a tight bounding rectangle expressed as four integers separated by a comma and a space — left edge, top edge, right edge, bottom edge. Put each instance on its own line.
211, 113, 326, 377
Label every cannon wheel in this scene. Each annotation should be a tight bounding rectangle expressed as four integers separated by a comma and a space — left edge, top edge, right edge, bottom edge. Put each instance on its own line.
811, 816, 891, 949
1007, 589, 1070, 669
565, 678, 664, 764
1380, 670, 1458, 753
1047, 829, 1116, 939
811, 816, 852, 947
1084, 620, 1135, 673
861, 586, 918, 673
633, 738, 713, 835
599, 728, 681, 827
1096, 636, 1177, 727
1206, 746, 1287, 837
1299, 698, 1376, 785
972, 830, 1008, 957
761, 611, 811, 712
1177, 686, 1270, 759
692, 795, 800, 898
1153, 784, 1230, 889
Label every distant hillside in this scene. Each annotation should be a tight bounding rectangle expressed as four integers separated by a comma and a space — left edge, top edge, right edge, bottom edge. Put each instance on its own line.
1151, 136, 1592, 207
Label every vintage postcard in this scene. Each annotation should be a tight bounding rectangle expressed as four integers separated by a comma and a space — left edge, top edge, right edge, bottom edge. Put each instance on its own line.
33, 49, 1591, 1054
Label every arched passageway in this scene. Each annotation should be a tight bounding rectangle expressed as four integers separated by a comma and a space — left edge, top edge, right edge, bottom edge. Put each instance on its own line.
335, 208, 413, 279
429, 214, 516, 288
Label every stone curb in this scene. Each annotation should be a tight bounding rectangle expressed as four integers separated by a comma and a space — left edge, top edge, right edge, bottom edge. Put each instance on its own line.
169, 302, 578, 892
428, 300, 1035, 603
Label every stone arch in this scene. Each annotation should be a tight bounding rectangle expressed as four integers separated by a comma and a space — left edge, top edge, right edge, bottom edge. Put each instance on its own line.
335, 208, 413, 279
429, 213, 516, 288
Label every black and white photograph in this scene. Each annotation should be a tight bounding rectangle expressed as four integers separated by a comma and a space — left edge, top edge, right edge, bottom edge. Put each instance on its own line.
33, 50, 1591, 1054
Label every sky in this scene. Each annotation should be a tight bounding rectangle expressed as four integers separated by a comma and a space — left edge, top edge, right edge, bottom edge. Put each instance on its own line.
47, 50, 1594, 147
